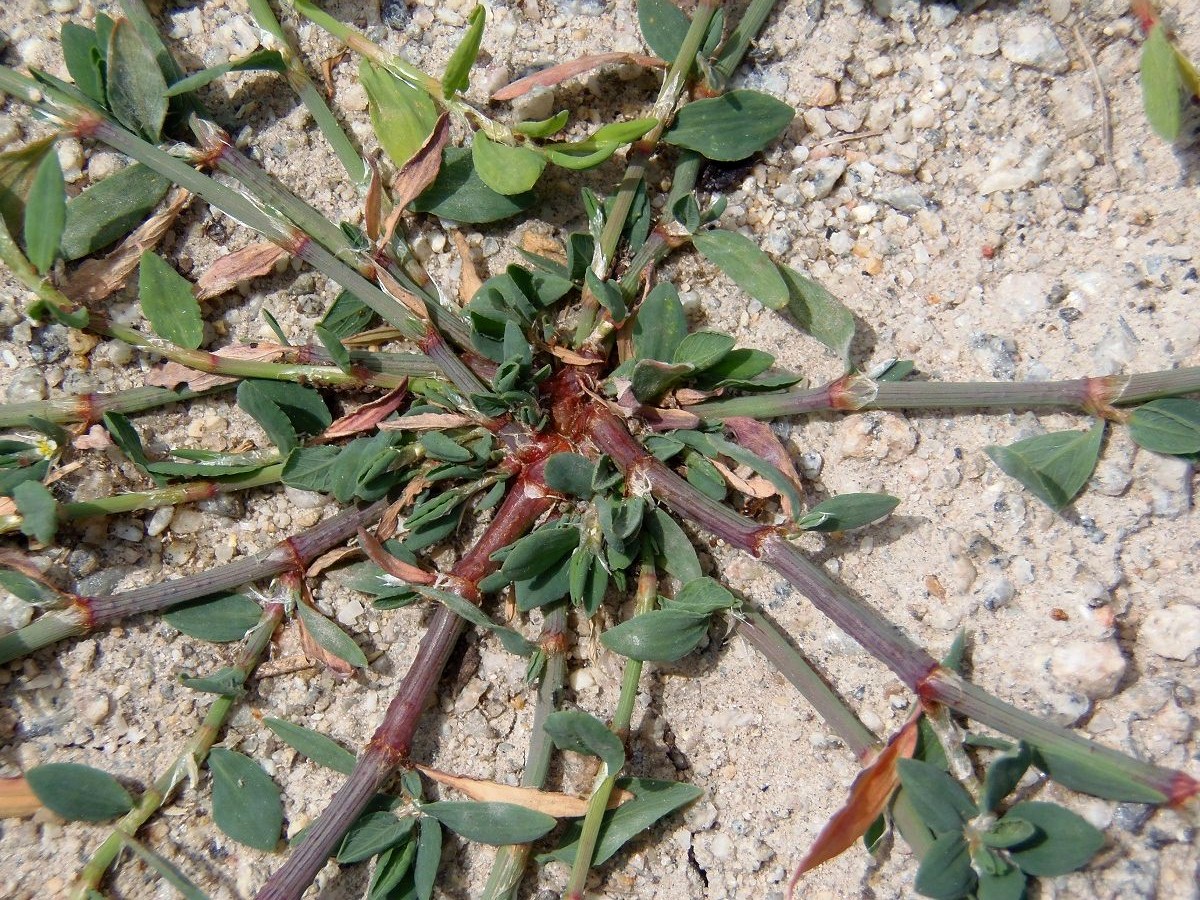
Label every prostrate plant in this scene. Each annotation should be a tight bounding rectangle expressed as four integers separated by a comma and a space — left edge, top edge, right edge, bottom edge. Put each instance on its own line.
0, 2, 1196, 899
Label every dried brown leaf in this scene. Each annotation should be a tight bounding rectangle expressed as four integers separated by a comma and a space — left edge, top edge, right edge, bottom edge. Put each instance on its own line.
376, 267, 429, 321
316, 381, 409, 443
296, 609, 354, 680
451, 229, 482, 303
144, 343, 289, 391
0, 777, 42, 818
305, 546, 362, 580
194, 242, 288, 302
357, 527, 435, 586
491, 52, 665, 101
726, 417, 805, 518
710, 457, 774, 499
788, 718, 919, 891
61, 188, 189, 304
72, 424, 113, 451
414, 764, 632, 817
365, 161, 382, 243
388, 112, 451, 223
377, 412, 473, 431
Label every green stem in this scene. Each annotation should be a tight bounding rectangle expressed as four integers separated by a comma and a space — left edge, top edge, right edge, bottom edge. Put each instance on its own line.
690, 368, 1200, 421
738, 608, 877, 760
480, 608, 568, 900
246, 0, 369, 186
0, 463, 284, 535
563, 556, 658, 900
0, 500, 385, 665
0, 385, 229, 428
712, 0, 783, 82
71, 602, 284, 898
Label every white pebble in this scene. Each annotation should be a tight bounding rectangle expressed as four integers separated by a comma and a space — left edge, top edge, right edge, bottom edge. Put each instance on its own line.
1049, 640, 1126, 700
146, 506, 174, 537
1141, 605, 1200, 661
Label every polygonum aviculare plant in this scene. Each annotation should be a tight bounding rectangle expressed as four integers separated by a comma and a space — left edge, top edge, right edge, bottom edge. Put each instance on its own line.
0, 1, 1196, 899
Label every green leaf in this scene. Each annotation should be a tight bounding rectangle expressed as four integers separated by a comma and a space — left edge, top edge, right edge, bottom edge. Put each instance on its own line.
0, 136, 57, 239
180, 666, 246, 696
514, 554, 574, 611
1142, 24, 1184, 142
500, 525, 580, 580
369, 841, 417, 900
164, 592, 262, 643
778, 265, 855, 363
543, 119, 657, 170
263, 717, 357, 775
543, 710, 625, 774
684, 450, 726, 501
693, 230, 789, 309
896, 759, 975, 835
61, 164, 172, 261
106, 18, 168, 141
412, 147, 534, 223
600, 608, 711, 662
26, 763, 133, 822
471, 133, 546, 196
637, 0, 691, 60
13, 480, 57, 544
976, 863, 1027, 900
673, 330, 735, 371
980, 742, 1032, 813
207, 748, 283, 851
980, 816, 1037, 849
643, 508, 702, 583
1029, 744, 1166, 803
414, 819, 441, 900
913, 831, 975, 900
1006, 801, 1104, 877
1129, 398, 1200, 455
668, 577, 738, 616
296, 601, 368, 668
512, 110, 569, 138
163, 49, 287, 97
796, 493, 899, 532
23, 151, 65, 275
412, 585, 535, 657
237, 379, 332, 453
0, 568, 58, 604
543, 452, 596, 498
442, 5, 485, 95
629, 359, 694, 404
585, 270, 627, 321
138, 251, 204, 350
419, 801, 556, 845
320, 290, 374, 338
61, 23, 105, 105
985, 422, 1105, 512
361, 60, 439, 169
632, 283, 688, 363
664, 90, 794, 161
117, 833, 209, 900
338, 811, 416, 863
418, 431, 473, 463
541, 777, 703, 866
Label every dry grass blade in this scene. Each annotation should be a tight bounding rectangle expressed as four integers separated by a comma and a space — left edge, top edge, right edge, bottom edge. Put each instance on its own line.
194, 242, 288, 302
491, 52, 665, 101
0, 777, 42, 818
145, 343, 289, 391
414, 764, 633, 817
316, 382, 409, 442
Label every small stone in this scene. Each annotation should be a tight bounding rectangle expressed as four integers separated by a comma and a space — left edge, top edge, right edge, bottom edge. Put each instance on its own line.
82, 695, 110, 725
809, 158, 847, 200
1138, 454, 1192, 519
979, 145, 1052, 194
0, 591, 33, 635
1141, 605, 1200, 660
1050, 640, 1127, 700
927, 3, 958, 27
0, 114, 20, 149
997, 272, 1051, 321
146, 507, 174, 538
169, 508, 205, 535
851, 203, 878, 224
1001, 24, 1070, 73
876, 185, 927, 212
336, 598, 365, 627
341, 83, 368, 113
1060, 184, 1087, 210
553, 0, 610, 14
980, 577, 1015, 611
966, 23, 1000, 57
6, 368, 47, 404
911, 104, 937, 129
799, 450, 823, 479
284, 486, 329, 509
381, 0, 411, 29
828, 230, 854, 256
1048, 0, 1072, 23
48, 0, 79, 10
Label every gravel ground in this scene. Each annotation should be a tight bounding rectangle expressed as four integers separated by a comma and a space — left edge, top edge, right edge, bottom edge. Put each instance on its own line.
0, 0, 1198, 898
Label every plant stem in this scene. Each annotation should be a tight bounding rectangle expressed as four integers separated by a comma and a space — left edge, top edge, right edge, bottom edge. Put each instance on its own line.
690, 368, 1200, 421
256, 453, 561, 900
581, 400, 1196, 806
563, 555, 658, 900
0, 500, 384, 665
0, 463, 284, 535
738, 608, 877, 760
71, 602, 284, 898
480, 608, 568, 900
713, 0, 783, 82
0, 385, 230, 428
245, 0, 369, 187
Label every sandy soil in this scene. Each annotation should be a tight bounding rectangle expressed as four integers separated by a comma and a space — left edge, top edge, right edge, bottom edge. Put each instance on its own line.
0, 0, 1197, 898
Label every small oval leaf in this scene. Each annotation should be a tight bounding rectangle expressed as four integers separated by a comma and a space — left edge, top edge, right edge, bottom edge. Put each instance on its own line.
138, 251, 204, 350
208, 748, 283, 851
419, 801, 556, 845
26, 763, 133, 822
692, 230, 789, 309
664, 90, 795, 161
